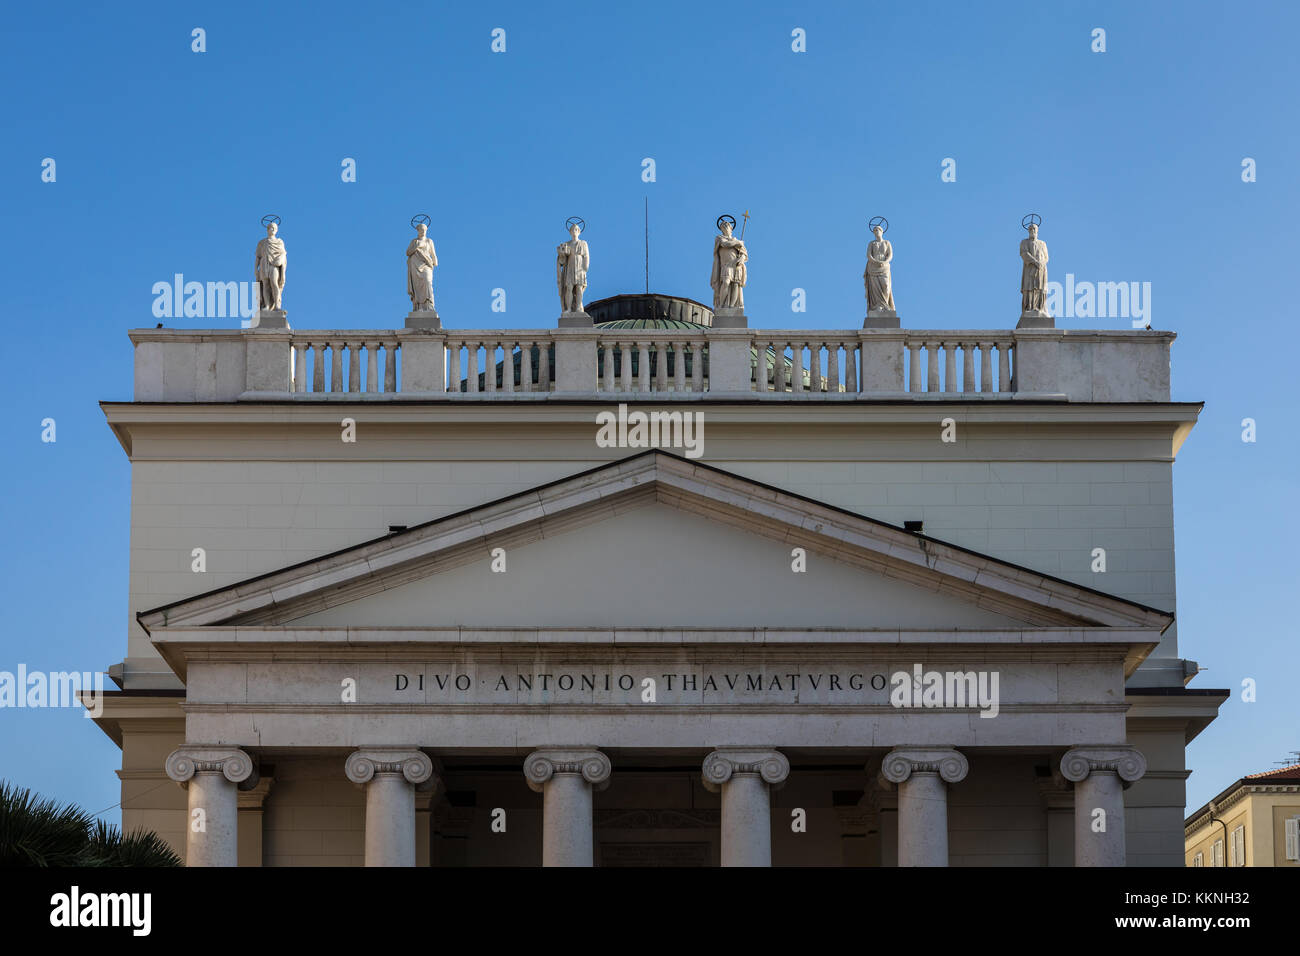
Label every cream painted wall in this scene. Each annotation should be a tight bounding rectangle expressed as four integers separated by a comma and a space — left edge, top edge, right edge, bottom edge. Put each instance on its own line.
123, 439, 1179, 684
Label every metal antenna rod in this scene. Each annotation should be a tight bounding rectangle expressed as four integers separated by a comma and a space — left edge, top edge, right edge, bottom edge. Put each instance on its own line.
645, 196, 649, 293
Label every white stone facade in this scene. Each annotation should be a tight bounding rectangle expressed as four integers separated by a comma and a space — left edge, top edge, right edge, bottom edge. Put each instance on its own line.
92, 320, 1223, 866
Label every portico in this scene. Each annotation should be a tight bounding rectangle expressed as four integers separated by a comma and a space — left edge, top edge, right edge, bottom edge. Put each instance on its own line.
142, 452, 1167, 867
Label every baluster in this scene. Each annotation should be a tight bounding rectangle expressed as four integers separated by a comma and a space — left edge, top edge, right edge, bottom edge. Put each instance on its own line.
503, 340, 515, 392
312, 343, 325, 393
293, 343, 306, 393
347, 343, 360, 392
539, 338, 551, 391
384, 342, 397, 393
829, 342, 841, 392
692, 340, 704, 391
979, 342, 992, 392
944, 342, 957, 393
448, 341, 461, 393
327, 341, 341, 392
619, 341, 630, 392
655, 341, 667, 392
845, 342, 857, 394
962, 343, 975, 393
597, 340, 608, 392
522, 341, 534, 393
773, 342, 786, 392
673, 340, 685, 391
637, 342, 650, 392
998, 343, 1011, 393
365, 343, 378, 393
791, 342, 804, 393
926, 341, 939, 392
809, 343, 821, 394
908, 341, 921, 393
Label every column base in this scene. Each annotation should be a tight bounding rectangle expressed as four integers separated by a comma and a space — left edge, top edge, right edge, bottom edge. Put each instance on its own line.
558, 311, 592, 328
863, 310, 900, 329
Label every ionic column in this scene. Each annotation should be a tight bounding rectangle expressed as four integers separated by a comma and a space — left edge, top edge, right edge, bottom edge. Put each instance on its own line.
165, 746, 255, 867
880, 747, 969, 867
524, 749, 611, 867
702, 748, 790, 867
1060, 746, 1146, 867
345, 748, 435, 867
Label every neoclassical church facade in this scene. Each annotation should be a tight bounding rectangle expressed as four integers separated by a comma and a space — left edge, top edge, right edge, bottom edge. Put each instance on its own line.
94, 284, 1224, 866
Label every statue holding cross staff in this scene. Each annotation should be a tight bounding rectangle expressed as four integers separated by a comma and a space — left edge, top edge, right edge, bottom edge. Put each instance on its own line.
711, 212, 748, 312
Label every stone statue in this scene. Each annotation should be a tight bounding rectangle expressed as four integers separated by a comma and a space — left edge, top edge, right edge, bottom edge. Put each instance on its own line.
406, 221, 437, 313
556, 219, 589, 313
711, 216, 747, 311
864, 223, 895, 314
1020, 222, 1050, 316
254, 221, 286, 311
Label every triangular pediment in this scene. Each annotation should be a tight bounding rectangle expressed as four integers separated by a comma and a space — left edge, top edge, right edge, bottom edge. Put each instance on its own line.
137, 451, 1173, 633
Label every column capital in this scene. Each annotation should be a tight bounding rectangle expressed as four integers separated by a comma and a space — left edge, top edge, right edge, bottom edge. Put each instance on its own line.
165, 746, 255, 788
345, 748, 434, 787
524, 748, 611, 793
1060, 746, 1146, 784
702, 748, 790, 792
880, 747, 969, 785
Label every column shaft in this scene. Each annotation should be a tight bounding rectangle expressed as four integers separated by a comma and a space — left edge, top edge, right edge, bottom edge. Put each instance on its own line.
186, 771, 239, 867
1073, 772, 1126, 867
364, 772, 417, 867
542, 773, 594, 866
897, 773, 949, 867
720, 772, 772, 867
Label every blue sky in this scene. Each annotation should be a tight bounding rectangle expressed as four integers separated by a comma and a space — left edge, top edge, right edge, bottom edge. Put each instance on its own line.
1, 1, 1296, 823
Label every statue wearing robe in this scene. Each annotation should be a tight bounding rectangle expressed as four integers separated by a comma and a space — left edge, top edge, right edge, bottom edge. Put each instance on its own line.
1020, 227, 1049, 315
864, 235, 895, 313
406, 230, 437, 312
254, 225, 286, 311
557, 229, 589, 313
711, 226, 748, 310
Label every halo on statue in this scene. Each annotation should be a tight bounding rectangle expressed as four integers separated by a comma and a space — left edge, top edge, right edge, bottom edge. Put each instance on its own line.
565, 216, 586, 233
869, 216, 889, 235
410, 213, 431, 230
716, 214, 737, 231
260, 214, 281, 228
1021, 213, 1042, 230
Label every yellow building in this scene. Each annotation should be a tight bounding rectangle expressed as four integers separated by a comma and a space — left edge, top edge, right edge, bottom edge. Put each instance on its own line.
1185, 765, 1300, 867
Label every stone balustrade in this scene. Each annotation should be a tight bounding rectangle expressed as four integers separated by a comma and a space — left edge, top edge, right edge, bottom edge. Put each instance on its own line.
593, 331, 709, 395
128, 324, 1175, 403
902, 333, 1016, 395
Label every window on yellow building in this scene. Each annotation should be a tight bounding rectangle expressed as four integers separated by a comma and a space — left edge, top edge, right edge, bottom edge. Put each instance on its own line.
1212, 839, 1224, 867
1231, 825, 1245, 866
1286, 818, 1299, 862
